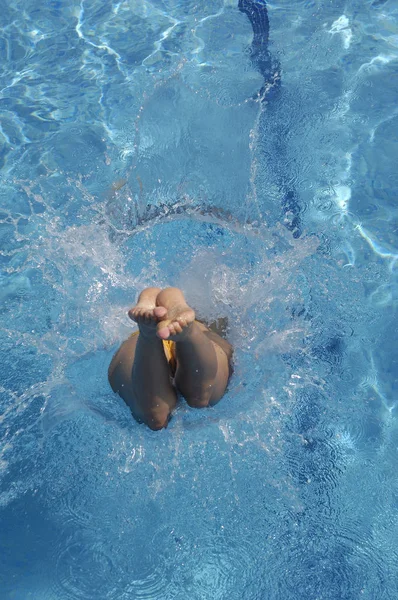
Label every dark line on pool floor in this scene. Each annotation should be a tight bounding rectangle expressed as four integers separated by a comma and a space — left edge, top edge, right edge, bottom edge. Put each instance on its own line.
239, 0, 302, 238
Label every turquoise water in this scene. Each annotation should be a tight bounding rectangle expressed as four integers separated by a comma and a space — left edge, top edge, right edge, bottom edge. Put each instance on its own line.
1, 0, 398, 598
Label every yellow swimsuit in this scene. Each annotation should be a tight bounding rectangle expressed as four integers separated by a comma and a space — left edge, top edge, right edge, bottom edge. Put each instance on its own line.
162, 339, 177, 375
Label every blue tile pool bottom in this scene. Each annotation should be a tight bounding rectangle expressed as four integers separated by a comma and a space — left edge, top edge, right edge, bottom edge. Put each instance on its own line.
1, 1, 398, 598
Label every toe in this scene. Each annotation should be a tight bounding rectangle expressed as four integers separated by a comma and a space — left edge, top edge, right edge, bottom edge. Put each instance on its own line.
173, 322, 182, 334
157, 324, 171, 340
154, 306, 167, 319
128, 309, 138, 321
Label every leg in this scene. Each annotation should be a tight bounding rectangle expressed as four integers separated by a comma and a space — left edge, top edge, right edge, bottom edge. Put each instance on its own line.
155, 288, 233, 408
108, 287, 177, 430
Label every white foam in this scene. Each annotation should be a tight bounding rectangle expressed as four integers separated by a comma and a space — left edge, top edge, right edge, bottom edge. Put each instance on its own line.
357, 53, 394, 76
334, 184, 351, 214
329, 15, 352, 49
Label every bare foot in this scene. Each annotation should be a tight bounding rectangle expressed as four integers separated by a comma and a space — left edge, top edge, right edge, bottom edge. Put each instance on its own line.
128, 287, 167, 338
154, 288, 195, 340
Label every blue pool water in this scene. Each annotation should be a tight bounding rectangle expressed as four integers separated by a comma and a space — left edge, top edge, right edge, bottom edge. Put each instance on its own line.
1, 0, 398, 598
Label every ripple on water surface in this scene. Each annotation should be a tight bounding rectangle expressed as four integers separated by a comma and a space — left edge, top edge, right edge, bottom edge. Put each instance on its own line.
158, 531, 257, 600
55, 538, 128, 600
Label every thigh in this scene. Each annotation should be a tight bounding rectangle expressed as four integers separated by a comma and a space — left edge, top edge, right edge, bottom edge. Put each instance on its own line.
108, 333, 139, 394
208, 340, 233, 405
109, 335, 144, 419
196, 324, 233, 405
197, 321, 233, 366
203, 330, 233, 367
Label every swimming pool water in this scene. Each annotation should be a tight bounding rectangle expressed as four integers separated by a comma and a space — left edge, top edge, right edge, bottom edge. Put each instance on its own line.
1, 0, 398, 598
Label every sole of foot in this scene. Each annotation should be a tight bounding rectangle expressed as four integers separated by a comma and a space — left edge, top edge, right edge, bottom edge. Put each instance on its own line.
128, 287, 167, 338
155, 288, 196, 341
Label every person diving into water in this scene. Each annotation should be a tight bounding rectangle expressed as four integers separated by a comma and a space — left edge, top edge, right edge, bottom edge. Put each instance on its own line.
108, 287, 233, 430
239, 0, 302, 238
108, 2, 301, 430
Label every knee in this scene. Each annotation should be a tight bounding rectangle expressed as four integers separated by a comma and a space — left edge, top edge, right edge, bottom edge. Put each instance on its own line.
147, 420, 168, 431
143, 410, 170, 431
185, 394, 211, 409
